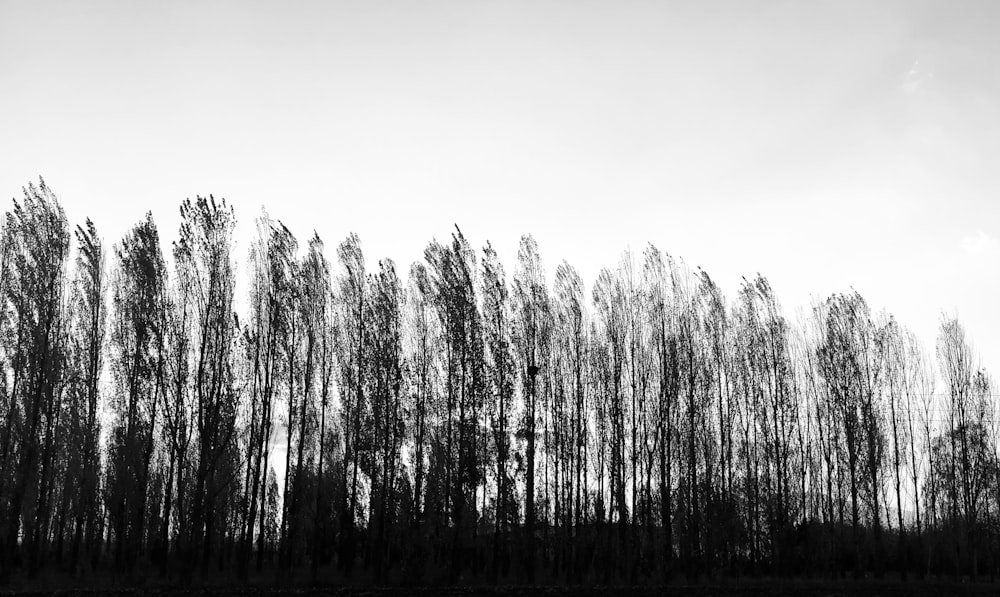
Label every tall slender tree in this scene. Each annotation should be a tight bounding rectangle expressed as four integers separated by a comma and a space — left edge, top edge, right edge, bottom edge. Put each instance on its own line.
174, 196, 240, 577
107, 213, 167, 575
0, 179, 71, 582
63, 218, 106, 574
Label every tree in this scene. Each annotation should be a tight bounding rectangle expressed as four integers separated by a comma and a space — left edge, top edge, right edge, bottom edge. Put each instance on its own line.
816, 292, 887, 577
425, 226, 484, 580
5, 176, 1000, 585
937, 317, 989, 580
642, 246, 679, 577
592, 265, 628, 577
308, 235, 336, 579
737, 275, 797, 572
365, 257, 404, 576
0, 179, 71, 582
482, 243, 515, 579
404, 261, 437, 533
63, 218, 106, 574
333, 232, 366, 574
276, 226, 301, 579
239, 213, 294, 578
174, 196, 240, 577
107, 213, 168, 576
514, 235, 550, 582
553, 259, 586, 578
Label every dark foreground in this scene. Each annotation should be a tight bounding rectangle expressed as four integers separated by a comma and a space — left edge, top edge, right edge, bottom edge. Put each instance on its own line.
3, 581, 1000, 597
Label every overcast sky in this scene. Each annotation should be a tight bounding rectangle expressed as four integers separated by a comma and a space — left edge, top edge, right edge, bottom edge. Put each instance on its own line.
2, 0, 999, 379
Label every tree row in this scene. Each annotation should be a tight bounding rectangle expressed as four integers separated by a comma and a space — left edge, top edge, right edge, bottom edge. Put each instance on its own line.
0, 178, 996, 586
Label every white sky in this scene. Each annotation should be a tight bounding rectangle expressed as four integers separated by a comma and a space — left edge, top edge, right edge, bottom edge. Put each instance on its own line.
2, 0, 999, 380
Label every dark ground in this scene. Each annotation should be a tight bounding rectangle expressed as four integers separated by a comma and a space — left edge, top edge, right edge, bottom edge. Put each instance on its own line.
2, 581, 1000, 597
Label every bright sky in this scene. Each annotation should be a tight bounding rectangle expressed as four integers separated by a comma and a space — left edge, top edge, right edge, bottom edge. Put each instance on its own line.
2, 0, 999, 380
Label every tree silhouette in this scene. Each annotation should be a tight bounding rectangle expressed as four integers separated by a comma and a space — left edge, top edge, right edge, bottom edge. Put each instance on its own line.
64, 218, 106, 575
173, 196, 239, 578
0, 179, 71, 582
107, 212, 167, 576
2, 178, 1000, 587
